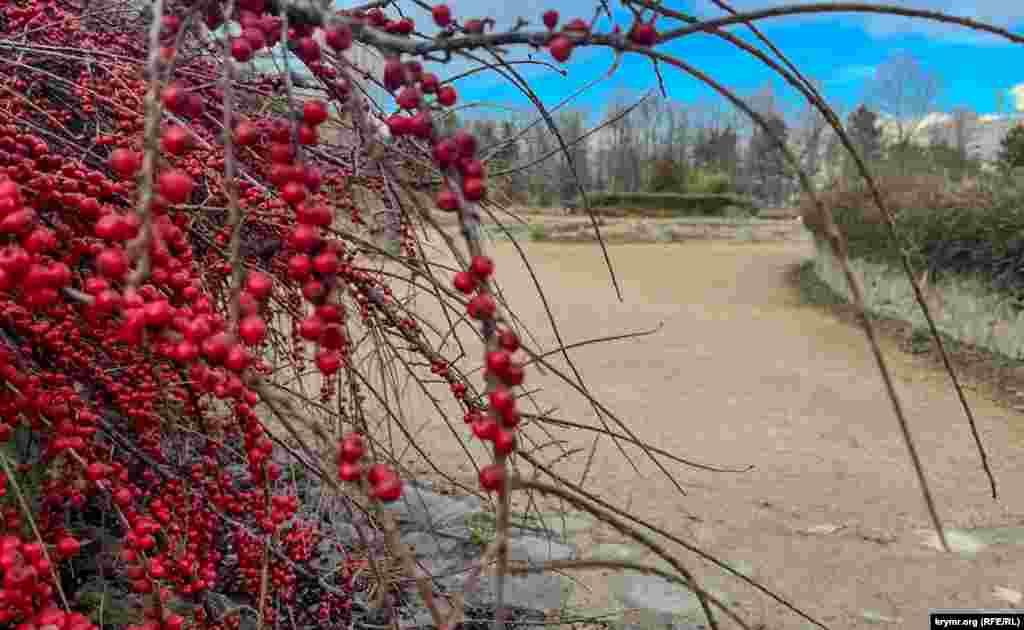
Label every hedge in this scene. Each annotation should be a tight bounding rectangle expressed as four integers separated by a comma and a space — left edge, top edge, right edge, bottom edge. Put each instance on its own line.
573, 192, 758, 218
813, 194, 1024, 296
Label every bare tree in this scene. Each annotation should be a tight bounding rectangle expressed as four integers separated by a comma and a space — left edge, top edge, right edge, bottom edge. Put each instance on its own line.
790, 80, 828, 182
951, 106, 977, 166
556, 109, 589, 203
867, 51, 943, 172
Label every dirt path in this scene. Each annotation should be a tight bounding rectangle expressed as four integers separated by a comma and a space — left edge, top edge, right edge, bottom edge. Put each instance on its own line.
398, 238, 1024, 629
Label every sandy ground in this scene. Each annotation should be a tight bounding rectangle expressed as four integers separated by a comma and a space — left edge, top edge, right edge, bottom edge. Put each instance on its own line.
373, 235, 1024, 630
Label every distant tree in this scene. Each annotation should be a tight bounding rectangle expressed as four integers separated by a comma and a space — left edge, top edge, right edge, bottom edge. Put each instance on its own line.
744, 112, 788, 204
693, 126, 738, 177
556, 110, 589, 203
649, 158, 685, 192
846, 105, 883, 165
529, 123, 557, 205
997, 123, 1024, 172
867, 52, 943, 173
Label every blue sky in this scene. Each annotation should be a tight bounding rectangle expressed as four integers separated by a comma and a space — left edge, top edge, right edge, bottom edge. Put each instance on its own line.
373, 0, 1024, 124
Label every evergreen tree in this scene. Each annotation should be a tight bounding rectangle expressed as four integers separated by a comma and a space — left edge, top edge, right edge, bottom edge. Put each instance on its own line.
846, 104, 882, 164
998, 123, 1024, 173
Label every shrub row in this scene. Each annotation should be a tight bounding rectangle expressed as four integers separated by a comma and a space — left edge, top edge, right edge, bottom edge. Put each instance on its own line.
574, 192, 757, 218
799, 175, 1024, 296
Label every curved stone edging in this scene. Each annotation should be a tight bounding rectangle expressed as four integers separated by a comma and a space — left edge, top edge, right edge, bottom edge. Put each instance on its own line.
810, 238, 1024, 360
480, 218, 812, 244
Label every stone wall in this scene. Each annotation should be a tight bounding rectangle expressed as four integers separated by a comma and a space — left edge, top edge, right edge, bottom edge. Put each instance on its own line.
530, 217, 813, 243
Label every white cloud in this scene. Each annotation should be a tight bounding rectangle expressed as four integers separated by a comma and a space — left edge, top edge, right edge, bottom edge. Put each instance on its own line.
692, 0, 1024, 44
1011, 84, 1024, 111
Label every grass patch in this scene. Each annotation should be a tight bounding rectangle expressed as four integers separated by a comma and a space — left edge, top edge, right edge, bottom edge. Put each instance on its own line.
794, 260, 847, 308
791, 259, 1024, 414
575, 192, 757, 218
527, 223, 548, 241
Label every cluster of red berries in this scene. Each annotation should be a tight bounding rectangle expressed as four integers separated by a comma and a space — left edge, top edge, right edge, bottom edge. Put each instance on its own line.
0, 534, 84, 625
336, 433, 403, 503
451, 253, 527, 493
539, 8, 657, 63
0, 0, 670, 625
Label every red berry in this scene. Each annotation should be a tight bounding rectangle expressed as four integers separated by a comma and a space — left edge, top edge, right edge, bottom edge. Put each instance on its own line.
157, 169, 194, 204
56, 537, 80, 558
384, 58, 406, 91
433, 139, 458, 166
303, 100, 329, 126
453, 271, 477, 294
488, 386, 515, 416
242, 27, 266, 50
313, 251, 339, 274
485, 351, 511, 377
287, 254, 312, 281
387, 115, 411, 137
452, 131, 477, 157
230, 37, 253, 62
503, 362, 525, 387
501, 407, 521, 428
96, 247, 129, 279
297, 124, 319, 145
224, 344, 252, 372
315, 349, 342, 374
471, 416, 499, 441
161, 83, 186, 113
160, 125, 192, 155
239, 315, 266, 345
494, 429, 516, 456
479, 464, 505, 492
289, 224, 320, 250
498, 329, 520, 352
420, 73, 440, 94
462, 177, 485, 201
281, 181, 307, 205
366, 463, 391, 486
202, 332, 233, 364
298, 316, 323, 340
234, 120, 259, 146
339, 434, 365, 462
295, 37, 320, 62
397, 86, 421, 110
629, 21, 658, 46
109, 148, 141, 178
436, 85, 457, 107
432, 4, 451, 27
325, 24, 353, 50
469, 255, 494, 278
460, 158, 484, 178
143, 299, 174, 327
564, 18, 589, 33
437, 189, 459, 212
542, 9, 559, 29
549, 35, 573, 62
372, 474, 402, 503
245, 272, 273, 299
338, 461, 362, 482
468, 292, 496, 320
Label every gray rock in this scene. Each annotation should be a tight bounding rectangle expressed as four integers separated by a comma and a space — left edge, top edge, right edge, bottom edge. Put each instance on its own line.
508, 535, 575, 563
385, 482, 483, 537
480, 536, 576, 610
614, 573, 732, 626
400, 531, 459, 559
